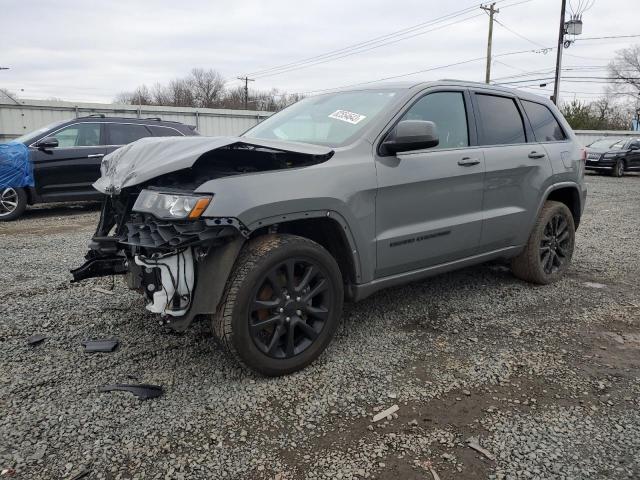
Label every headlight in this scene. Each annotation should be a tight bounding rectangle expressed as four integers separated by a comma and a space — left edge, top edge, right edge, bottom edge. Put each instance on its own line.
603, 153, 618, 159
133, 190, 212, 220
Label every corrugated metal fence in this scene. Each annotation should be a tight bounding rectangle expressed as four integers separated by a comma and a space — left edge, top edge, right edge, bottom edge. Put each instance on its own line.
0, 99, 273, 141
1, 98, 637, 145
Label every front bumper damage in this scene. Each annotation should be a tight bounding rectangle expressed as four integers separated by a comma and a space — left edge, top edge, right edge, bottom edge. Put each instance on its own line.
71, 195, 245, 331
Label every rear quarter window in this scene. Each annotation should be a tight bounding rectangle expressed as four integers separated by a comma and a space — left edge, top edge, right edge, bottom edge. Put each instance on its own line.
148, 125, 183, 137
522, 100, 566, 142
475, 93, 526, 145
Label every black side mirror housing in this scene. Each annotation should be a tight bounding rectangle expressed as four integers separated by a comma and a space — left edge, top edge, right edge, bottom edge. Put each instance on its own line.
35, 137, 59, 149
381, 120, 439, 155
629, 143, 640, 151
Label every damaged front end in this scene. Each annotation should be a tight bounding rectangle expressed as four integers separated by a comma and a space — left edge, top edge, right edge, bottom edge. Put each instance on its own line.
72, 136, 333, 331
71, 189, 246, 330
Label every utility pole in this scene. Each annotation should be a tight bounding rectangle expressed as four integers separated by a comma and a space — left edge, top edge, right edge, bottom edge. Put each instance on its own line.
480, 3, 499, 84
237, 76, 255, 110
552, 0, 567, 105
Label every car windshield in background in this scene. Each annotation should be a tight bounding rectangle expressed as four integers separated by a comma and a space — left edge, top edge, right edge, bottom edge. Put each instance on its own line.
243, 89, 399, 147
588, 139, 625, 149
12, 120, 66, 144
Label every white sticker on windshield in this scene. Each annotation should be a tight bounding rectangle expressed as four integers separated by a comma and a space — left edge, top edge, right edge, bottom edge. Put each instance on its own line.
328, 110, 367, 125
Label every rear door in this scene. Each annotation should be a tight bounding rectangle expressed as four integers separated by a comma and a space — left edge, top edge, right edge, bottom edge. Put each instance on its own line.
31, 122, 106, 199
374, 88, 486, 277
470, 92, 553, 251
104, 123, 154, 156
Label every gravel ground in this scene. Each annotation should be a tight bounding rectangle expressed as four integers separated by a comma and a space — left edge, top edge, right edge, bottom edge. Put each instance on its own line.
1, 173, 639, 480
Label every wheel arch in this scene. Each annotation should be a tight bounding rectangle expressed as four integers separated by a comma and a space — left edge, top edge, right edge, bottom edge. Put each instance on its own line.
247, 212, 361, 288
541, 183, 584, 229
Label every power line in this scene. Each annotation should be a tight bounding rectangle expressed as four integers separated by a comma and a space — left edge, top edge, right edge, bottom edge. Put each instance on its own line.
232, 0, 532, 82
575, 34, 640, 41
283, 47, 554, 97
245, 2, 488, 78
251, 11, 486, 79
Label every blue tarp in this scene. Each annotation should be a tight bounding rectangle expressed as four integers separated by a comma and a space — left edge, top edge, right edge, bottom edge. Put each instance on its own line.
0, 142, 34, 189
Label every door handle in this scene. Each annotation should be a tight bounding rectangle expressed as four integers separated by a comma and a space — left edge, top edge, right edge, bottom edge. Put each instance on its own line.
458, 157, 480, 166
528, 151, 546, 159
87, 153, 105, 158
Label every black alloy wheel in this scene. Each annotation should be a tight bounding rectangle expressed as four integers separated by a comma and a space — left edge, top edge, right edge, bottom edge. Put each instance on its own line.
213, 234, 344, 376
540, 214, 571, 275
250, 258, 332, 359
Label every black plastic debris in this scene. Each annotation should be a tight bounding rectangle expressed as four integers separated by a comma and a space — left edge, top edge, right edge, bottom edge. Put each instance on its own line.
82, 339, 119, 353
26, 334, 46, 346
98, 384, 163, 400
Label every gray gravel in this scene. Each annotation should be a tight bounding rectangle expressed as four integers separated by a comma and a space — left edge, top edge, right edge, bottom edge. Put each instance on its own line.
1, 173, 639, 480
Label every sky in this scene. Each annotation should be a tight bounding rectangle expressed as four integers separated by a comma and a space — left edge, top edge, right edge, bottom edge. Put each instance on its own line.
1, 0, 638, 105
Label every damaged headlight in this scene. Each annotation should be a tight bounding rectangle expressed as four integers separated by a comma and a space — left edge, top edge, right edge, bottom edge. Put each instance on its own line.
133, 190, 212, 220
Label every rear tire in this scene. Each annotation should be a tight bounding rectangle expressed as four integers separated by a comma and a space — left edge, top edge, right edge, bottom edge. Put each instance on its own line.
511, 201, 575, 285
0, 187, 27, 221
213, 234, 344, 376
611, 160, 625, 177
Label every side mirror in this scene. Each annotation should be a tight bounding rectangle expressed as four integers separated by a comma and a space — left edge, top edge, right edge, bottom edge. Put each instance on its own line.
629, 143, 640, 151
35, 137, 59, 149
381, 120, 439, 155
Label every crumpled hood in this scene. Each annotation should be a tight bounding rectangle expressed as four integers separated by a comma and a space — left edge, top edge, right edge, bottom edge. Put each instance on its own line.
93, 136, 333, 194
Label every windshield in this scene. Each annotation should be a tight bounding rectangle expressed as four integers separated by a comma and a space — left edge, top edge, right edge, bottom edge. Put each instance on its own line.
12, 120, 66, 144
243, 89, 400, 147
587, 138, 624, 149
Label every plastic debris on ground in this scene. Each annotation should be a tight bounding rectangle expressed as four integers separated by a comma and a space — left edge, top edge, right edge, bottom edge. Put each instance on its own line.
82, 339, 119, 353
0, 142, 34, 189
372, 404, 399, 422
25, 334, 46, 346
98, 384, 163, 400
466, 436, 496, 461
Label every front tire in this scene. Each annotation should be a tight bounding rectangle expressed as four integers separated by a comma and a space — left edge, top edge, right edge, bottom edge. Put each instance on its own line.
511, 201, 575, 285
0, 187, 27, 221
611, 160, 625, 177
213, 234, 344, 376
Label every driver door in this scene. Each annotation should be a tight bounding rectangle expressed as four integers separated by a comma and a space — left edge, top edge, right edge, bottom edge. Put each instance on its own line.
31, 122, 106, 200
374, 89, 485, 277
628, 140, 640, 169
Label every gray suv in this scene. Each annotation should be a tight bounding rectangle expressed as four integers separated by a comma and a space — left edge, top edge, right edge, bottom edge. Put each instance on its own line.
73, 80, 587, 376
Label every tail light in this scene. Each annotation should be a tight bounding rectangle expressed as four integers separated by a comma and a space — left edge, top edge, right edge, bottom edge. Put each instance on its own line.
579, 148, 586, 178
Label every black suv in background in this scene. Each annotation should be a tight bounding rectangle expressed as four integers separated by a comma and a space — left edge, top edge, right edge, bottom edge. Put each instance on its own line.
1, 116, 198, 220
585, 137, 640, 177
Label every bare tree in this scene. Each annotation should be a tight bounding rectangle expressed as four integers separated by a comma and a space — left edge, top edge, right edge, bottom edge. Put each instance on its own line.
114, 68, 301, 111
114, 85, 153, 105
608, 44, 640, 100
190, 68, 225, 108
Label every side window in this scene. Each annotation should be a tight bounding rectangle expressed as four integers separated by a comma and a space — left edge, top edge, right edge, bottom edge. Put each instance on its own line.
400, 91, 469, 149
148, 125, 183, 137
475, 94, 526, 145
522, 100, 566, 142
53, 123, 102, 147
107, 124, 152, 145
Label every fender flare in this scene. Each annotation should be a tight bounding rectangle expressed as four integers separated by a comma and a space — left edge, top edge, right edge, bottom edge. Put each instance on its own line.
243, 209, 364, 283
535, 181, 586, 228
